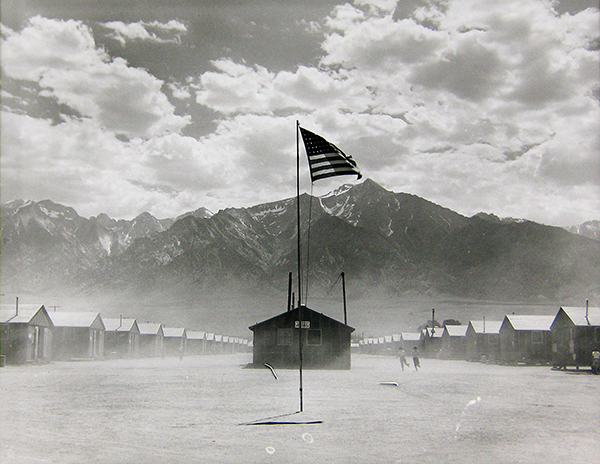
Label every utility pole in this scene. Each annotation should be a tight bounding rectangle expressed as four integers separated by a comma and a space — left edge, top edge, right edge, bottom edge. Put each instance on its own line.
341, 272, 348, 325
298, 304, 304, 412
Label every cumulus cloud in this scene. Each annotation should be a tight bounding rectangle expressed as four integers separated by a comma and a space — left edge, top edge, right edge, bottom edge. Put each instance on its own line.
309, 0, 599, 218
1, 1, 598, 225
0, 109, 298, 219
101, 20, 187, 45
1, 16, 189, 138
195, 60, 376, 116
167, 82, 191, 100
0, 17, 301, 218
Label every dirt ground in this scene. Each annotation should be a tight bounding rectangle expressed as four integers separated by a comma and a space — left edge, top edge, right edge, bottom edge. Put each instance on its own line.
1, 354, 598, 464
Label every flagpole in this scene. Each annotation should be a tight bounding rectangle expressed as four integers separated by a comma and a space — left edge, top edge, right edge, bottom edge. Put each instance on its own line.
296, 120, 301, 308
299, 313, 304, 412
296, 120, 304, 412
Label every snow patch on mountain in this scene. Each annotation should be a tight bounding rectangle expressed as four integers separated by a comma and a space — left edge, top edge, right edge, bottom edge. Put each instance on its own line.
320, 195, 360, 225
565, 220, 600, 241
250, 204, 287, 220
39, 205, 63, 219
321, 183, 353, 198
98, 233, 113, 255
383, 218, 394, 237
14, 200, 34, 211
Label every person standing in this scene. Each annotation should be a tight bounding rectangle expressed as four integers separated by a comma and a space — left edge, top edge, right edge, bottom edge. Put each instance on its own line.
592, 348, 600, 375
412, 346, 420, 371
398, 347, 410, 371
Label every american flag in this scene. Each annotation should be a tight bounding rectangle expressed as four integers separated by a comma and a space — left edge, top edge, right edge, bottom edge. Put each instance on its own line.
300, 127, 361, 182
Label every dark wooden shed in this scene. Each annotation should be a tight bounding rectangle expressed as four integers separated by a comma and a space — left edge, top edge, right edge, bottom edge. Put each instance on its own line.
138, 322, 164, 357
440, 325, 468, 360
186, 330, 206, 355
1, 304, 54, 365
550, 306, 600, 369
422, 327, 443, 358
466, 320, 502, 362
249, 305, 354, 370
103, 317, 140, 358
163, 327, 187, 356
205, 333, 216, 353
49, 312, 105, 360
499, 315, 554, 365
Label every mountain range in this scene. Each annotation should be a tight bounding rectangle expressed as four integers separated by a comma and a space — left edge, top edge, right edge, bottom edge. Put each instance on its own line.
1, 179, 598, 334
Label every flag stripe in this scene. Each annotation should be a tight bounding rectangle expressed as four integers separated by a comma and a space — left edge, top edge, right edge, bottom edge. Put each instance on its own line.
312, 170, 358, 181
299, 127, 361, 183
311, 165, 359, 174
310, 160, 357, 169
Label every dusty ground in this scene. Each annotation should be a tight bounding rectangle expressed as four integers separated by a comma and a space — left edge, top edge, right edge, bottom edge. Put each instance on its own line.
1, 354, 598, 464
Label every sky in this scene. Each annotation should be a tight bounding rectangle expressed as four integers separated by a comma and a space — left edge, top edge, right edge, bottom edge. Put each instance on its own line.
1, 0, 598, 227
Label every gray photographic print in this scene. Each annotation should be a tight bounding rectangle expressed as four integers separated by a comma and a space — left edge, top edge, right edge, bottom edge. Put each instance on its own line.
1, 1, 599, 463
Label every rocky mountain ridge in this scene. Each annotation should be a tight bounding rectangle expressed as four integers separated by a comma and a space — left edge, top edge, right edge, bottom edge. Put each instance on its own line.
1, 180, 599, 311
